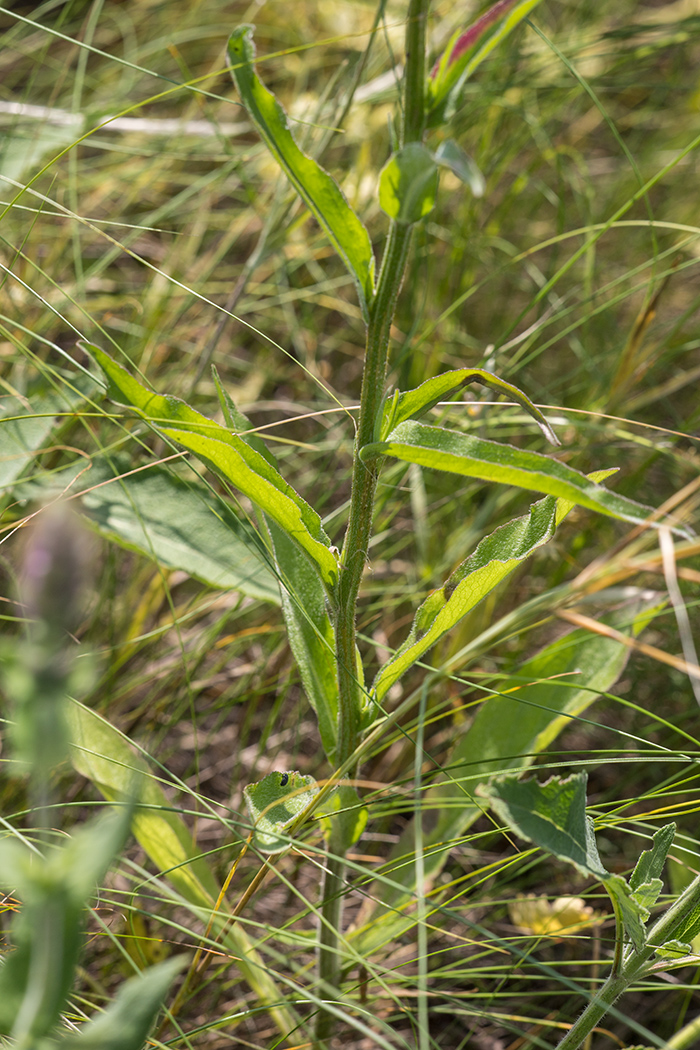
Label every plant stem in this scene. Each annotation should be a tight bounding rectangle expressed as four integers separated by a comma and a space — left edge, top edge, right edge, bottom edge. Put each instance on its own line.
335, 0, 429, 769
315, 1, 430, 1044
555, 873, 700, 1050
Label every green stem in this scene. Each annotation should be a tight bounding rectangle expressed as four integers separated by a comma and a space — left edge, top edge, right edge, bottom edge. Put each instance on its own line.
314, 2, 430, 1045
315, 852, 346, 1045
555, 873, 700, 1050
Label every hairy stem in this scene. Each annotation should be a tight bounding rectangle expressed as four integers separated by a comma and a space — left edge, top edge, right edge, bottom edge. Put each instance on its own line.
315, 0, 430, 1044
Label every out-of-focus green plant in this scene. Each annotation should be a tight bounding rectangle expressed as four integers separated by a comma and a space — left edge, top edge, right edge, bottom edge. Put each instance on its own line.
0, 507, 185, 1050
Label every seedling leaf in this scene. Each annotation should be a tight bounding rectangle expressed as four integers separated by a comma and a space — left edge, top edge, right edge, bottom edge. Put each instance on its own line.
228, 26, 375, 320
244, 771, 320, 854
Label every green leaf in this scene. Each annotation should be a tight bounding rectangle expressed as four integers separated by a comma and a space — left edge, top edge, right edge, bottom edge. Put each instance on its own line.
364, 420, 689, 535
379, 367, 559, 445
0, 810, 131, 1042
65, 699, 298, 1038
372, 491, 561, 704
73, 457, 279, 602
434, 139, 485, 197
227, 26, 375, 320
161, 427, 338, 589
56, 956, 187, 1050
378, 143, 439, 225
268, 523, 340, 761
654, 939, 694, 960
87, 344, 338, 592
244, 771, 320, 854
207, 380, 342, 765
479, 771, 647, 949
480, 771, 608, 877
629, 824, 676, 914
427, 0, 545, 127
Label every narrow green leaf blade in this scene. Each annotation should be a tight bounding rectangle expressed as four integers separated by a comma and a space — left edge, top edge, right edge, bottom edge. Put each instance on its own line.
365, 420, 688, 535
268, 523, 340, 761
164, 427, 338, 588
88, 344, 338, 590
427, 0, 545, 127
227, 26, 375, 319
210, 386, 342, 764
380, 367, 558, 444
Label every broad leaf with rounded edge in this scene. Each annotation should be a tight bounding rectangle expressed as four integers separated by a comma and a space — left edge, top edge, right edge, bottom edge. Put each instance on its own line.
353, 591, 664, 956
378, 143, 439, 225
479, 771, 647, 948
379, 367, 559, 445
244, 771, 319, 854
228, 26, 375, 320
87, 343, 338, 591
363, 419, 689, 536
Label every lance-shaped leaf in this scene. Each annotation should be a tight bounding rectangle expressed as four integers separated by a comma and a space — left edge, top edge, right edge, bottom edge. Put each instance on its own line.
379, 367, 559, 444
372, 468, 614, 704
373, 491, 559, 703
88, 344, 338, 591
363, 420, 689, 536
163, 427, 338, 589
211, 369, 342, 765
228, 25, 375, 320
427, 0, 545, 128
57, 956, 187, 1050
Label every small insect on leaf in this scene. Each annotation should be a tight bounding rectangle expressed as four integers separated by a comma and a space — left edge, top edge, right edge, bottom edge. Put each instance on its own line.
280, 773, 289, 787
